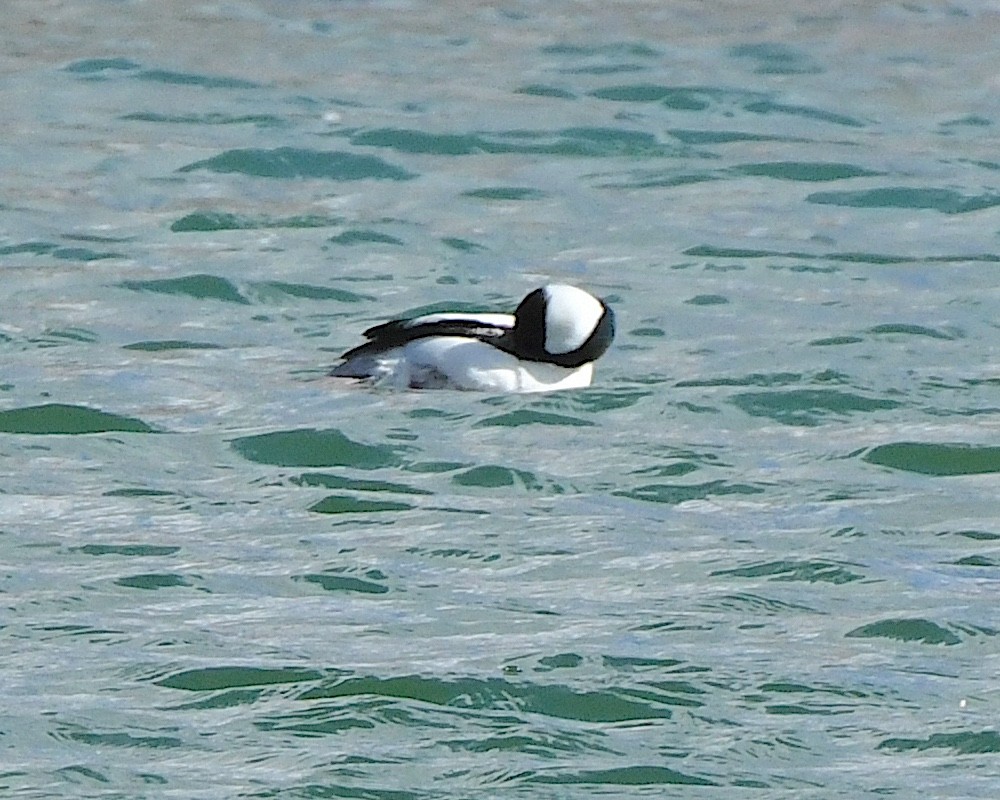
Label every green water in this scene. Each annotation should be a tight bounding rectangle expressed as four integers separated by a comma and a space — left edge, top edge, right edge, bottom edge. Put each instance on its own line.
2, 2, 999, 797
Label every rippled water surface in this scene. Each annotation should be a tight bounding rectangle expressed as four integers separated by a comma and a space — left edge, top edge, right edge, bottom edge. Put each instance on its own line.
3, 1, 1000, 797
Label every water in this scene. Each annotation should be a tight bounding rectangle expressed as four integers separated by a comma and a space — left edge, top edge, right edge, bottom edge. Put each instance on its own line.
2, 1, 999, 797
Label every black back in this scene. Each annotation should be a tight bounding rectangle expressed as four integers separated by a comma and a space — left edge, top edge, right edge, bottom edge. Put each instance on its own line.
337, 316, 510, 362
335, 289, 615, 370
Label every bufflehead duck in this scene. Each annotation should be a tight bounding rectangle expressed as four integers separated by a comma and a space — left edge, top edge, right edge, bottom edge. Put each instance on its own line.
330, 284, 614, 392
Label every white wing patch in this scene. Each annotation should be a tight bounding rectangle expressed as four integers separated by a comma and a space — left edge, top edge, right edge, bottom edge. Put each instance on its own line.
405, 312, 515, 329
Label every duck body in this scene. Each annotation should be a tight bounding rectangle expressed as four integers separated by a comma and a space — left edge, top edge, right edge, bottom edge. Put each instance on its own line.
330, 285, 614, 392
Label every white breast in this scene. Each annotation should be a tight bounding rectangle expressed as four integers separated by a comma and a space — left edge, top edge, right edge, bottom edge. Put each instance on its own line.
374, 337, 594, 392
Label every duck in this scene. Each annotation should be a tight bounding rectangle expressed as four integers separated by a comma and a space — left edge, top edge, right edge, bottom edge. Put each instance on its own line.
330, 284, 614, 392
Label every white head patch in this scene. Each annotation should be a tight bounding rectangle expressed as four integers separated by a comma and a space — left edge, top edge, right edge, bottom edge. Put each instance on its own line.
542, 284, 605, 355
